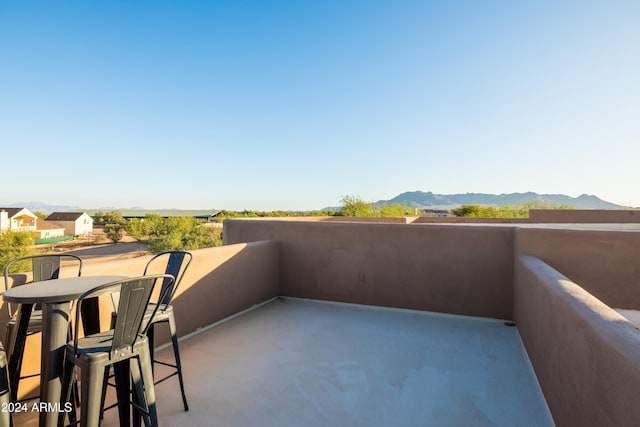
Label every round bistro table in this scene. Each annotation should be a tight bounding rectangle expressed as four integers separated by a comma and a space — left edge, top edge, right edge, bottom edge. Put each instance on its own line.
2, 275, 127, 427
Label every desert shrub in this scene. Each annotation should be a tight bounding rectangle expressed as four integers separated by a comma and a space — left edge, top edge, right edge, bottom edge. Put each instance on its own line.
0, 230, 35, 273
103, 223, 124, 243
147, 217, 216, 253
126, 218, 151, 241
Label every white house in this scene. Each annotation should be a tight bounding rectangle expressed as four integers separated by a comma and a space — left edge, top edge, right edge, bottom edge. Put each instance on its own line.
46, 212, 94, 236
0, 207, 38, 232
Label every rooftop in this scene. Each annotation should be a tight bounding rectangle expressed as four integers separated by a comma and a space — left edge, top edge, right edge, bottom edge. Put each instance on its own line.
99, 298, 552, 427
5, 212, 640, 426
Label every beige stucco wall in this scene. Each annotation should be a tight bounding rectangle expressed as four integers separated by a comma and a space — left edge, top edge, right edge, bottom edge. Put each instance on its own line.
224, 220, 515, 320
414, 209, 640, 224
514, 255, 640, 427
78, 241, 280, 343
529, 209, 640, 223
515, 228, 640, 310
230, 216, 416, 223
413, 216, 530, 224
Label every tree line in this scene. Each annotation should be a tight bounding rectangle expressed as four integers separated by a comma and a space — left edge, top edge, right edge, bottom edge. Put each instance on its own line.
92, 211, 222, 252
450, 200, 574, 218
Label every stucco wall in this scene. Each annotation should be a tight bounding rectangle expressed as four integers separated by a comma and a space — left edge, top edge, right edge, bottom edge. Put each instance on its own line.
224, 220, 514, 319
515, 228, 640, 310
514, 255, 640, 427
529, 209, 640, 223
78, 241, 280, 342
413, 216, 529, 224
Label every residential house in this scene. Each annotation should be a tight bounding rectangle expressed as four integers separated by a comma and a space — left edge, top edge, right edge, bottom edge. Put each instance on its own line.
34, 220, 66, 239
46, 212, 94, 236
0, 207, 38, 232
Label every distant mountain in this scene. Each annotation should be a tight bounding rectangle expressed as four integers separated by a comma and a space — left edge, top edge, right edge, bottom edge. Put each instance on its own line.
1, 201, 83, 215
378, 191, 624, 210
2, 202, 223, 217
4, 192, 626, 215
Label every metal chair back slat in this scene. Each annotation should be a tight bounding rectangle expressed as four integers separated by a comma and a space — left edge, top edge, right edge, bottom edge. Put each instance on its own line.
143, 251, 192, 308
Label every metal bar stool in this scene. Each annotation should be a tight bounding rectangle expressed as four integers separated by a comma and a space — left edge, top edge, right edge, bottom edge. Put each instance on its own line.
3, 254, 82, 402
59, 274, 174, 427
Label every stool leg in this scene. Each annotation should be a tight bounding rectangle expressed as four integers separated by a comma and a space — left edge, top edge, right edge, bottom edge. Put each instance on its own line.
113, 361, 131, 427
140, 346, 158, 427
147, 324, 155, 375
168, 314, 189, 411
0, 347, 12, 427
80, 360, 105, 427
59, 358, 75, 427
131, 348, 157, 427
7, 304, 33, 402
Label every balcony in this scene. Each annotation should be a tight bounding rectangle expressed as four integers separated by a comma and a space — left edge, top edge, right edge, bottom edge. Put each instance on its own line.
6, 218, 640, 426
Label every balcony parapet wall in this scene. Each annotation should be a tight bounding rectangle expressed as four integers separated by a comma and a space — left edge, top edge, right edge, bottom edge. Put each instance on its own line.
1, 241, 279, 400
514, 255, 640, 427
515, 227, 640, 309
224, 220, 515, 320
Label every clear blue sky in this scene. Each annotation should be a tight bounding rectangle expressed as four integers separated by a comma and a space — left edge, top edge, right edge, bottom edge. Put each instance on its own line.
1, 1, 639, 211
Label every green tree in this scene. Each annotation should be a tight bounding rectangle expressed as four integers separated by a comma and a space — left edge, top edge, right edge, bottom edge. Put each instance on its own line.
125, 218, 151, 241
33, 211, 48, 220
100, 211, 127, 243
100, 211, 127, 242
452, 204, 513, 217
103, 211, 126, 226
142, 214, 165, 236
0, 231, 35, 273
148, 217, 215, 253
452, 204, 491, 217
377, 202, 412, 217
339, 195, 375, 217
92, 211, 106, 225
209, 226, 223, 246
103, 223, 124, 243
521, 200, 575, 211
452, 202, 575, 218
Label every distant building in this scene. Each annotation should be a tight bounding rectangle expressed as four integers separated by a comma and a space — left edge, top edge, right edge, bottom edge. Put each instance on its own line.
35, 220, 66, 239
117, 210, 223, 222
46, 212, 94, 236
421, 209, 452, 217
0, 207, 38, 232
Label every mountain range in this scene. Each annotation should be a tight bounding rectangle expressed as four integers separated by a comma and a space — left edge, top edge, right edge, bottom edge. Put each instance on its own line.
1, 201, 83, 214
377, 191, 625, 210
1, 191, 628, 214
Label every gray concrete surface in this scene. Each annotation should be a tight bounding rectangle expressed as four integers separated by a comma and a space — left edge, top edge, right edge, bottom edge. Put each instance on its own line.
99, 298, 554, 427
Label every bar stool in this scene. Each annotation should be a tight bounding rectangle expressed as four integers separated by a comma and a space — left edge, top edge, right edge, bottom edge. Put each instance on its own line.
59, 274, 174, 427
3, 254, 82, 401
141, 250, 192, 411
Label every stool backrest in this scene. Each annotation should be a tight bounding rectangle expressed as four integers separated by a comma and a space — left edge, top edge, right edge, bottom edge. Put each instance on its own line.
143, 251, 192, 307
73, 274, 173, 358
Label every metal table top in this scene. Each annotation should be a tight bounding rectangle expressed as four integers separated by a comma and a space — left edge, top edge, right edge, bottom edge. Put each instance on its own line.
2, 275, 128, 304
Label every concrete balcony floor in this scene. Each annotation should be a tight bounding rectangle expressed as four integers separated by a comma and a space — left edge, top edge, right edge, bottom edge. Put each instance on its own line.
17, 298, 555, 426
